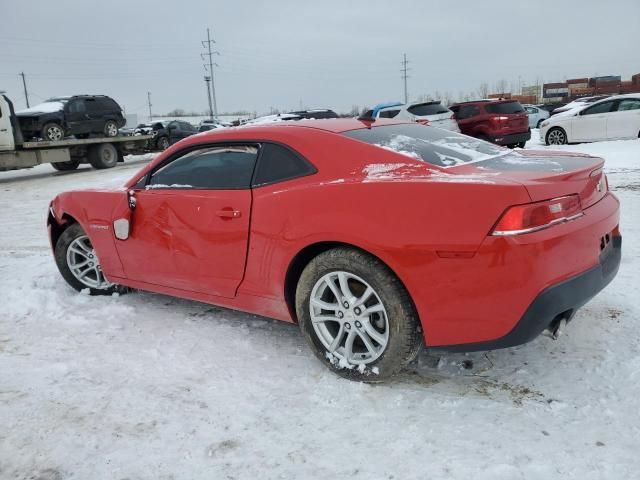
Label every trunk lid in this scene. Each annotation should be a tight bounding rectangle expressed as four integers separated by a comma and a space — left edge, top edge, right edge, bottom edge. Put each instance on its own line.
455, 150, 607, 208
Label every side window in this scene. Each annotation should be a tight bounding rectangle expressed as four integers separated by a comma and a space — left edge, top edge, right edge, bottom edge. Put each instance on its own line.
582, 101, 614, 115
616, 99, 640, 111
379, 109, 400, 119
525, 107, 536, 114
181, 122, 196, 132
148, 146, 258, 189
252, 143, 316, 187
85, 98, 100, 113
68, 99, 86, 114
457, 105, 479, 120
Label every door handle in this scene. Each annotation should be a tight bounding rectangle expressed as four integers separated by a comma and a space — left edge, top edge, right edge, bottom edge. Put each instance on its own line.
216, 208, 241, 219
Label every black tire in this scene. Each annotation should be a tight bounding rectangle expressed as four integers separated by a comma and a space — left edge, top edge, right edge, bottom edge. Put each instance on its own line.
54, 223, 120, 295
546, 127, 568, 145
296, 247, 422, 381
41, 122, 65, 141
104, 120, 118, 137
517, 141, 526, 148
157, 135, 169, 150
51, 159, 80, 171
88, 143, 118, 169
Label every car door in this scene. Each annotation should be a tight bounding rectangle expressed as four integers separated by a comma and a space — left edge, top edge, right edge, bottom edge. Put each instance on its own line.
65, 99, 89, 134
572, 100, 616, 142
606, 98, 640, 139
166, 121, 182, 144
84, 98, 105, 133
114, 145, 258, 298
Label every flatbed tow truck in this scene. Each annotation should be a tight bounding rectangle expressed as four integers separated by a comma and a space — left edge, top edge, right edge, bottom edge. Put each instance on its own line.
0, 94, 155, 172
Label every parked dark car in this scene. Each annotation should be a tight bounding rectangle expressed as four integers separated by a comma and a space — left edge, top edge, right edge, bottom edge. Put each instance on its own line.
132, 120, 198, 150
288, 109, 339, 119
449, 100, 531, 148
17, 95, 126, 141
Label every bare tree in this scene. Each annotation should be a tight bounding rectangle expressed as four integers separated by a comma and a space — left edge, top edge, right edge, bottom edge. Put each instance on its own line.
477, 82, 489, 99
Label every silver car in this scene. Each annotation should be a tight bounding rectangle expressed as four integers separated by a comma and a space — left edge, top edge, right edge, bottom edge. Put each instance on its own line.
523, 105, 550, 129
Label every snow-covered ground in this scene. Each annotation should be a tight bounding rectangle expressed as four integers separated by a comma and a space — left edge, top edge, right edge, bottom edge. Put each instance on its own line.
1, 132, 639, 479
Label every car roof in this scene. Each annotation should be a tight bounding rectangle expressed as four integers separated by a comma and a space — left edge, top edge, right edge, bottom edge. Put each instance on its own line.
209, 118, 407, 135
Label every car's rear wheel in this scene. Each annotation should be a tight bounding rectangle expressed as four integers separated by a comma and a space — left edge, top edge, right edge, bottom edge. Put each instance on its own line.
546, 127, 568, 145
88, 143, 118, 169
51, 159, 80, 171
296, 247, 422, 381
104, 120, 118, 137
54, 223, 117, 295
41, 123, 65, 141
157, 136, 169, 150
517, 141, 526, 148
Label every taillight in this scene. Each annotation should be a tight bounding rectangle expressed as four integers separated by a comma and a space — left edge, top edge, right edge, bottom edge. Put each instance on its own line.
416, 119, 430, 125
491, 195, 583, 236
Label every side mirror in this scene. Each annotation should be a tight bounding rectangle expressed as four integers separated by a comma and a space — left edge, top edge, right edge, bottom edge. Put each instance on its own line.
128, 190, 137, 210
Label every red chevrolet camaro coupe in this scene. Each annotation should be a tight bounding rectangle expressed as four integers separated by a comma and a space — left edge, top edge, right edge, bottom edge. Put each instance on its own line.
47, 119, 621, 380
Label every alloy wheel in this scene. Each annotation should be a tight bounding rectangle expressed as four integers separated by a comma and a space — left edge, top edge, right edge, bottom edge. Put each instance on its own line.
309, 271, 389, 365
66, 235, 111, 290
105, 121, 118, 137
547, 129, 566, 145
46, 125, 64, 141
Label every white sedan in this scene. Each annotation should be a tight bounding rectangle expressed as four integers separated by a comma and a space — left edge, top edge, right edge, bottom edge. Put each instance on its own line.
540, 94, 640, 145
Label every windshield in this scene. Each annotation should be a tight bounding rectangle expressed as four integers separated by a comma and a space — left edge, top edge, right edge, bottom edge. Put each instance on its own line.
343, 124, 508, 168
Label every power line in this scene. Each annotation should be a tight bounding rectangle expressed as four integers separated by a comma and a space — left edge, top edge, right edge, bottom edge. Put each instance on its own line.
201, 27, 220, 117
401, 53, 410, 104
19, 72, 29, 108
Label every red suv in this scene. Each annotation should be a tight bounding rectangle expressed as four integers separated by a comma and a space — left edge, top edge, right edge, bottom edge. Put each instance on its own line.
449, 100, 531, 148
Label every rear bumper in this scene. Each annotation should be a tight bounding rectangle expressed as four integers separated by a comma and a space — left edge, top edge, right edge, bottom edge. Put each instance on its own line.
491, 130, 531, 145
436, 234, 621, 352
409, 192, 621, 348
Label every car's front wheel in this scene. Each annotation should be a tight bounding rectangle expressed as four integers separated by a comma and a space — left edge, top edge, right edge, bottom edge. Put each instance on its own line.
104, 120, 119, 137
41, 123, 65, 141
546, 127, 568, 145
296, 247, 422, 381
157, 136, 169, 150
54, 223, 117, 295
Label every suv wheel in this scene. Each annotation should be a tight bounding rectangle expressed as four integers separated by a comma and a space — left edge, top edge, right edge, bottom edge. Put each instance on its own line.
41, 123, 65, 141
104, 120, 118, 137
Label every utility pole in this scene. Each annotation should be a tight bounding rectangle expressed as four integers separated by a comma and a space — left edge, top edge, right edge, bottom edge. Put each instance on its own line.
201, 27, 220, 117
19, 72, 30, 108
147, 92, 153, 121
401, 54, 410, 104
204, 76, 213, 119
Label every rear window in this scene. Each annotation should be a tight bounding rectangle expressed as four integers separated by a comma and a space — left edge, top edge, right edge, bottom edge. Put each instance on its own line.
343, 124, 507, 168
407, 102, 449, 116
485, 102, 525, 114
379, 109, 400, 118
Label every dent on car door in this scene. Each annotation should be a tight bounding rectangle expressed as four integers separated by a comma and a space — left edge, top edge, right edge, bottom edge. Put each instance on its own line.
113, 145, 258, 298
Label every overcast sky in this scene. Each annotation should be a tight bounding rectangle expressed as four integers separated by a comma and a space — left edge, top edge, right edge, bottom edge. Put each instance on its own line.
1, 0, 638, 118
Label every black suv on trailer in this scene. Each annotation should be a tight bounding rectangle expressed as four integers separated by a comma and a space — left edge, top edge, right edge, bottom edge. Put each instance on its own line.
17, 95, 126, 141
